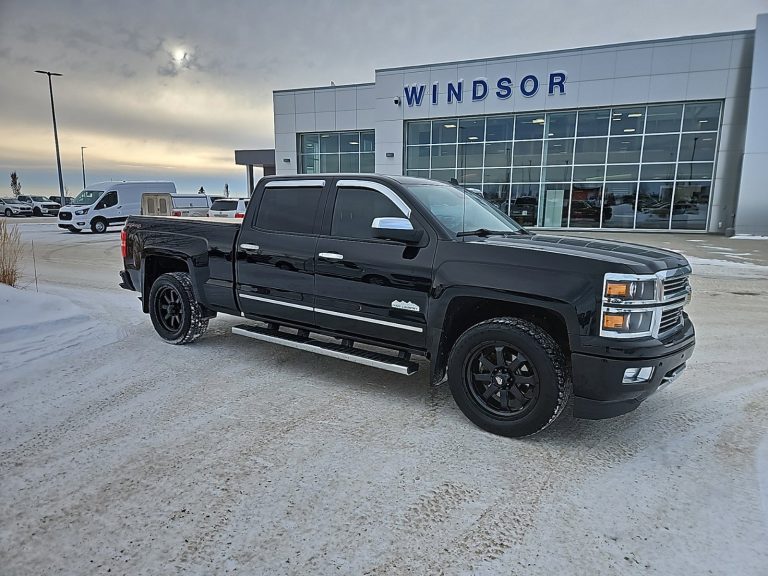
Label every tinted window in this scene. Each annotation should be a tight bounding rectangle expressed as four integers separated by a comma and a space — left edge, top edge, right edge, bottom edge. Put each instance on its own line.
211, 200, 237, 211
255, 186, 324, 234
331, 187, 405, 239
97, 191, 117, 209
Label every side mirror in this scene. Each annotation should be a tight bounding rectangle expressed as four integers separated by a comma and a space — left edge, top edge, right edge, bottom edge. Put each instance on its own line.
372, 217, 423, 244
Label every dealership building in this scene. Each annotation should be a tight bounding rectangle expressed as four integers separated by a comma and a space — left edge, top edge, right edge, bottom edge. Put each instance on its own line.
239, 14, 767, 234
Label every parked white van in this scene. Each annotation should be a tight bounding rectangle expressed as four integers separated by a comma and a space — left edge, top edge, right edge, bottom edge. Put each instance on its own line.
141, 193, 211, 217
58, 181, 176, 233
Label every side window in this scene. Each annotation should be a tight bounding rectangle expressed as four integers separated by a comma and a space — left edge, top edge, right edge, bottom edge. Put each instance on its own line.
331, 186, 405, 239
97, 191, 118, 209
254, 186, 323, 234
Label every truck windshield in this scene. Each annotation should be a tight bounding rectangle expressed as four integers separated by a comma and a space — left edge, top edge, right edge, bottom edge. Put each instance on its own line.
72, 190, 103, 205
405, 183, 524, 236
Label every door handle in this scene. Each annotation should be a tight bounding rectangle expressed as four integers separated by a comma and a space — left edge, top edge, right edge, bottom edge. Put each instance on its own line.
318, 252, 344, 260
116, 205, 122, 209
240, 243, 260, 251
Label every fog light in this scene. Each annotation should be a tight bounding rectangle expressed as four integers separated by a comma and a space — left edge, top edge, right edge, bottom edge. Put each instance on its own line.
623, 366, 654, 384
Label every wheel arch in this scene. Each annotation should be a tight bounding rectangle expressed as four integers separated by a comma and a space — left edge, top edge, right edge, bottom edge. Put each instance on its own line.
141, 253, 193, 313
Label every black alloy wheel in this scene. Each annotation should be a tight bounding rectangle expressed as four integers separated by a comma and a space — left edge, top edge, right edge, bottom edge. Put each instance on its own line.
464, 343, 539, 417
156, 284, 185, 333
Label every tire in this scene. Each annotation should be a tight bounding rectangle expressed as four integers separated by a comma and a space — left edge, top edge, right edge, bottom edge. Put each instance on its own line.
90, 218, 107, 233
33, 207, 42, 217
148, 272, 209, 344
4, 209, 10, 217
447, 317, 571, 438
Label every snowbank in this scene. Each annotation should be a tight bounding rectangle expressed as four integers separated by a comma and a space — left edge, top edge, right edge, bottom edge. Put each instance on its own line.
0, 284, 96, 371
686, 256, 768, 279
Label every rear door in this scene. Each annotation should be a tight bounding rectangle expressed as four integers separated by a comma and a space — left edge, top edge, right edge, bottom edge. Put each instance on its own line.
314, 179, 436, 349
235, 179, 328, 327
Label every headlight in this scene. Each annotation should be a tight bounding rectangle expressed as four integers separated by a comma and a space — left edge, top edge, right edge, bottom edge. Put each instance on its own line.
74, 208, 89, 215
601, 273, 663, 339
604, 278, 656, 303
601, 309, 655, 335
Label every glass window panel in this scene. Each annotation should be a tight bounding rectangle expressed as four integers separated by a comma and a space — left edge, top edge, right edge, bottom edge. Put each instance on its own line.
574, 137, 607, 164
610, 107, 645, 135
682, 102, 721, 132
511, 166, 541, 182
339, 153, 359, 172
603, 182, 638, 229
510, 184, 540, 227
407, 121, 431, 145
406, 146, 431, 170
483, 168, 511, 183
640, 163, 676, 181
540, 183, 570, 227
645, 104, 683, 133
484, 142, 513, 167
513, 140, 543, 166
573, 165, 605, 182
299, 153, 319, 174
458, 168, 483, 184
459, 118, 485, 142
255, 186, 324, 234
331, 187, 404, 239
543, 139, 574, 165
430, 168, 456, 182
607, 136, 642, 163
546, 112, 577, 139
405, 169, 429, 178
543, 166, 572, 182
606, 164, 639, 181
340, 132, 361, 153
432, 120, 458, 144
458, 143, 484, 168
486, 116, 515, 141
679, 133, 717, 161
431, 145, 457, 168
320, 154, 339, 172
515, 114, 545, 140
482, 184, 511, 214
671, 181, 710, 230
300, 134, 320, 155
677, 162, 713, 180
319, 133, 339, 153
360, 131, 375, 152
642, 134, 680, 163
577, 109, 611, 137
635, 181, 674, 229
569, 183, 603, 228
360, 153, 375, 173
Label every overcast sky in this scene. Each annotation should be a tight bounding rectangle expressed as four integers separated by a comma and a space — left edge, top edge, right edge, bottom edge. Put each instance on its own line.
1, 0, 766, 197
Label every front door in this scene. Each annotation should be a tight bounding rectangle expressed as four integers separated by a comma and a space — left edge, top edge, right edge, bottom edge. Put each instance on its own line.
235, 179, 328, 327
314, 180, 435, 350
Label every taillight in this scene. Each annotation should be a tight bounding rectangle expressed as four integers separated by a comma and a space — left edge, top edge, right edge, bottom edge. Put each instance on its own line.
171, 210, 182, 216
235, 212, 245, 218
120, 228, 127, 258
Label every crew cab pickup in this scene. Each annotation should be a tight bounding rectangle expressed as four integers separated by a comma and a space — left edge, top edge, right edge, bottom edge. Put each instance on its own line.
120, 175, 695, 437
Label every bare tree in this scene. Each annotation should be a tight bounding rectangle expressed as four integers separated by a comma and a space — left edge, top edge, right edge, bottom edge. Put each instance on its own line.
10, 172, 21, 197
199, 186, 205, 195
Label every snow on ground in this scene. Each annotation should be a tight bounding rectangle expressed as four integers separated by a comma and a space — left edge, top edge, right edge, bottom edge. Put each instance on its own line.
686, 256, 768, 279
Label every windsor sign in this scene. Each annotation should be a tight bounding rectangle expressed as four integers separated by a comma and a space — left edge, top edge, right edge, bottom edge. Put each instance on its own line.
403, 71, 568, 107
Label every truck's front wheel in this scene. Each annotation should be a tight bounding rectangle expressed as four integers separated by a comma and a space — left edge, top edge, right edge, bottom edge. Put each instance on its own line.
447, 317, 571, 437
149, 272, 209, 344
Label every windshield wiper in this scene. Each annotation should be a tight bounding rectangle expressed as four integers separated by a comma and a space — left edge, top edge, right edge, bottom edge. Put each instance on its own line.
457, 228, 523, 238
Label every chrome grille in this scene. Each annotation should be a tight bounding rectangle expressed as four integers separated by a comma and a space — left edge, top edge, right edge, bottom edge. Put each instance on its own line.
659, 307, 684, 333
663, 275, 689, 302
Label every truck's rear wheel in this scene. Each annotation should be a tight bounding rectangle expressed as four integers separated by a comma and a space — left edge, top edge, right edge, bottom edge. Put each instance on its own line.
149, 272, 209, 344
447, 317, 571, 437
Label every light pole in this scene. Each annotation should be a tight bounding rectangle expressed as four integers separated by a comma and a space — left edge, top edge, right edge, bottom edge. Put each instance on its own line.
35, 70, 65, 206
80, 146, 87, 188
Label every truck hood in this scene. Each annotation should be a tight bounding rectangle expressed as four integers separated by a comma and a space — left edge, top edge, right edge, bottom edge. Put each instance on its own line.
480, 233, 690, 274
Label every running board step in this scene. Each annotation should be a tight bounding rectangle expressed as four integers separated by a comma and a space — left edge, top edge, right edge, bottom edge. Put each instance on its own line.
232, 324, 419, 375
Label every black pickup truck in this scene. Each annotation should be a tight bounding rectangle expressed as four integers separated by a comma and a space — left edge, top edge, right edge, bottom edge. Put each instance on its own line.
120, 174, 695, 437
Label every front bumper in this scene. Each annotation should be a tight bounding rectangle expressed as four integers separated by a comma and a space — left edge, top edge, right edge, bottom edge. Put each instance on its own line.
572, 319, 695, 420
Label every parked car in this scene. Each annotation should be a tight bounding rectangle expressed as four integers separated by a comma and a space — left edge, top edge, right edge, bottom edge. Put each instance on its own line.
48, 196, 74, 205
0, 198, 33, 217
208, 198, 249, 218
58, 181, 176, 233
141, 193, 211, 217
120, 174, 695, 438
17, 195, 60, 216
